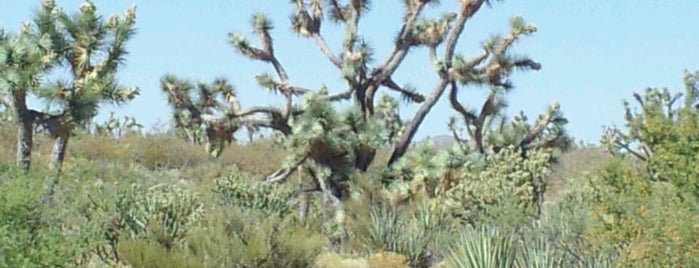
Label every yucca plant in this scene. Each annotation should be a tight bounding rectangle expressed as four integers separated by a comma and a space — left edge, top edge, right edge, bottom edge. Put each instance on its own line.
444, 226, 518, 268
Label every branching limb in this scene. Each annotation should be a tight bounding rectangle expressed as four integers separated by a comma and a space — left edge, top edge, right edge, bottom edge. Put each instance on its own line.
264, 155, 309, 184
320, 88, 355, 102
444, 0, 488, 65
313, 33, 343, 68
372, 1, 428, 83
382, 76, 425, 103
613, 139, 649, 161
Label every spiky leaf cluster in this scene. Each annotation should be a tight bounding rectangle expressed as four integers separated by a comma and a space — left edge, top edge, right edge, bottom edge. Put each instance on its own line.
385, 144, 553, 225
346, 202, 454, 267
443, 15, 569, 159
213, 168, 294, 216
34, 0, 139, 127
278, 92, 392, 182
449, 16, 540, 89
0, 27, 56, 95
91, 111, 143, 138
161, 75, 243, 157
448, 99, 571, 156
103, 183, 204, 253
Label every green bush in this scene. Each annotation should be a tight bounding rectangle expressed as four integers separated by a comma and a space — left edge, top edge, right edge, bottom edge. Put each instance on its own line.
0, 167, 93, 267
385, 143, 553, 227
212, 167, 294, 216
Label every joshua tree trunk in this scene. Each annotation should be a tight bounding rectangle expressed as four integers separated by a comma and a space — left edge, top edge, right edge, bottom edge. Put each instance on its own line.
388, 79, 450, 166
10, 91, 35, 172
49, 134, 69, 173
41, 115, 72, 173
16, 113, 34, 172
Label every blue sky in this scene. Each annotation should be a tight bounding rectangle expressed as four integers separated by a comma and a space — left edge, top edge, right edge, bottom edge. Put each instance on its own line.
1, 1, 698, 143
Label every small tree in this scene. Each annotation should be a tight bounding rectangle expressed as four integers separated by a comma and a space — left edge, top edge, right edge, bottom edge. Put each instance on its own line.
0, 23, 57, 172
161, 75, 245, 157
589, 70, 699, 266
31, 0, 139, 172
602, 69, 699, 196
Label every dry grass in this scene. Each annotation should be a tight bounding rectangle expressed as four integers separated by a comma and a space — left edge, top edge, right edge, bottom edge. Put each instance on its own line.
0, 125, 611, 207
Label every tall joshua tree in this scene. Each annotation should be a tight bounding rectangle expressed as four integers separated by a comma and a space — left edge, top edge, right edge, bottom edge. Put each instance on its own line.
166, 0, 543, 162
163, 1, 564, 217
32, 0, 139, 172
0, 24, 57, 172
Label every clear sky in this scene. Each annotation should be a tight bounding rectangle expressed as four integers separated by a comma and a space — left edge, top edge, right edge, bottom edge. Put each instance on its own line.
1, 1, 698, 144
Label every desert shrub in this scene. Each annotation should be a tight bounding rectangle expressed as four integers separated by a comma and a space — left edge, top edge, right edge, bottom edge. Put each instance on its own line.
115, 239, 204, 268
341, 196, 455, 268
181, 208, 326, 268
586, 159, 699, 267
384, 142, 553, 227
212, 167, 294, 216
314, 251, 410, 268
0, 167, 95, 267
86, 180, 205, 264
588, 73, 699, 266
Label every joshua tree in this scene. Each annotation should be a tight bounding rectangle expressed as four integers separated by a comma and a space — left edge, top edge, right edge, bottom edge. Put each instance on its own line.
441, 16, 571, 159
31, 0, 139, 172
0, 23, 57, 172
163, 0, 566, 221
161, 75, 245, 157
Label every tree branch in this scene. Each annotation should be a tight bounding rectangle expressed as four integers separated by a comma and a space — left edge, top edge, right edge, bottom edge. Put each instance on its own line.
320, 88, 355, 102
313, 33, 343, 68
372, 1, 427, 84
518, 113, 556, 149
444, 0, 487, 64
264, 155, 309, 184
614, 139, 649, 161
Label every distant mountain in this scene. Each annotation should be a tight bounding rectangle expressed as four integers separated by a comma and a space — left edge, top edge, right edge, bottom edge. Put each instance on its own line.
419, 134, 456, 149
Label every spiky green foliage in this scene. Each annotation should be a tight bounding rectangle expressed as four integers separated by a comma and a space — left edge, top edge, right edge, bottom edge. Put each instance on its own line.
86, 181, 204, 263
0, 26, 55, 93
265, 92, 399, 223
385, 142, 553, 225
117, 184, 203, 248
35, 0, 139, 122
444, 226, 519, 268
445, 16, 570, 158
588, 71, 699, 266
346, 201, 454, 267
90, 111, 143, 138
0, 20, 58, 171
6, 0, 140, 172
213, 167, 293, 216
160, 75, 244, 157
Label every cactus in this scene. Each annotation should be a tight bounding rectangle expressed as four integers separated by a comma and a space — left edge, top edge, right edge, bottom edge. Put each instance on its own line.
212, 167, 293, 216
92, 111, 144, 139
385, 142, 553, 225
89, 182, 204, 263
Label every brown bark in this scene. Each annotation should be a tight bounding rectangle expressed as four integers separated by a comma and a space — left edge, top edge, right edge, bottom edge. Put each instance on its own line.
9, 91, 35, 172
